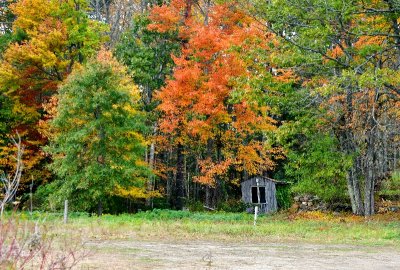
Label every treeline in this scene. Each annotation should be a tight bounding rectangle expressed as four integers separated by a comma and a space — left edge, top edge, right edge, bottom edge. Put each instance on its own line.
0, 0, 399, 216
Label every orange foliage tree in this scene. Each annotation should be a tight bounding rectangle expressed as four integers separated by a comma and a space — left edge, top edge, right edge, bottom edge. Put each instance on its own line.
149, 0, 287, 208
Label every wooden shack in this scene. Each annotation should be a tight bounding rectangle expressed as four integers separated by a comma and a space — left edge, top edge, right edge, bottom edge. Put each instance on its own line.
241, 176, 283, 214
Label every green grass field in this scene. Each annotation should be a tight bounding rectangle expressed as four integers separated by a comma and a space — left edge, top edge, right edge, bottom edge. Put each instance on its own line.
15, 209, 400, 247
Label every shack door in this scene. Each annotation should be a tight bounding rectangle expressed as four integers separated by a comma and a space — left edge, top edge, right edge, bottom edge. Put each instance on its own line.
251, 186, 266, 204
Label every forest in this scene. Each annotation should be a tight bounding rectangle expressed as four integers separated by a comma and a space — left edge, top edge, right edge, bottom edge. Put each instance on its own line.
0, 0, 399, 218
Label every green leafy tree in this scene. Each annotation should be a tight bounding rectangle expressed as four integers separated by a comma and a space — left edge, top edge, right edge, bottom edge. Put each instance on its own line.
115, 14, 179, 109
255, 0, 400, 215
45, 50, 150, 213
0, 0, 15, 53
115, 13, 180, 206
0, 94, 14, 143
279, 120, 351, 204
269, 81, 352, 205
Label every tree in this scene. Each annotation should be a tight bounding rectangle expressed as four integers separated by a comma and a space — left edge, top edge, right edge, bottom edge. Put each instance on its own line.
0, 0, 105, 193
0, 133, 24, 217
89, 0, 148, 45
45, 50, 149, 213
150, 0, 287, 209
277, 113, 352, 204
0, 0, 16, 53
116, 14, 179, 108
255, 0, 400, 215
115, 13, 180, 206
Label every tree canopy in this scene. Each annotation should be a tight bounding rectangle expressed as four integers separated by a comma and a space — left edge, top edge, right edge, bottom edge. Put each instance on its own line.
44, 50, 149, 212
0, 0, 398, 216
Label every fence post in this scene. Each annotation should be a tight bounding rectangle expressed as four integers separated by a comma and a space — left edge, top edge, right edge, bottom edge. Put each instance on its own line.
29, 176, 34, 215
63, 200, 68, 224
254, 205, 258, 226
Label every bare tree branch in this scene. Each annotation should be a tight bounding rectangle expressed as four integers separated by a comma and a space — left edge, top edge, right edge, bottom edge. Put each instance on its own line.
0, 132, 24, 218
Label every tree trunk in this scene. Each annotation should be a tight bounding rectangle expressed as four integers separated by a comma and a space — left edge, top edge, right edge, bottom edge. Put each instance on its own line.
341, 89, 366, 215
347, 163, 364, 215
385, 0, 400, 67
211, 185, 218, 209
212, 137, 223, 208
364, 128, 376, 216
145, 125, 157, 207
175, 143, 185, 210
145, 142, 155, 206
205, 186, 212, 208
97, 200, 103, 216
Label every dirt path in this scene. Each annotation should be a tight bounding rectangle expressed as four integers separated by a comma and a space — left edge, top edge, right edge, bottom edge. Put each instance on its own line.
79, 239, 400, 269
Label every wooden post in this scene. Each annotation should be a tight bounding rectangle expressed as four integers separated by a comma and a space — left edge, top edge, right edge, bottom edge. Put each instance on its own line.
254, 205, 258, 226
63, 200, 68, 224
29, 176, 33, 215
256, 178, 260, 218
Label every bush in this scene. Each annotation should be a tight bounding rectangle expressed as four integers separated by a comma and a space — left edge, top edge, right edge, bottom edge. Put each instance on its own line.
379, 171, 400, 200
217, 199, 247, 213
285, 134, 350, 204
276, 185, 291, 210
187, 200, 204, 212
133, 209, 254, 222
0, 213, 89, 269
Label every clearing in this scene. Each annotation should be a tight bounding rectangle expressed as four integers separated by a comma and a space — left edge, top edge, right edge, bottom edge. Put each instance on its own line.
55, 210, 399, 270
80, 239, 400, 270
13, 210, 400, 269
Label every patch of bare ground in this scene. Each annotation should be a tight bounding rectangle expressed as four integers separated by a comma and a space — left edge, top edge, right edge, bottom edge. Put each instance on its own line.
78, 239, 400, 270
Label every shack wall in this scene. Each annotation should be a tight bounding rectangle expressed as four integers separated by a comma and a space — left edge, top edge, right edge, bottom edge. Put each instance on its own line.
241, 176, 277, 213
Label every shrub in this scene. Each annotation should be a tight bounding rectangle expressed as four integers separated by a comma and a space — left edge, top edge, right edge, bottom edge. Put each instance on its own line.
0, 213, 89, 269
276, 185, 291, 210
187, 200, 204, 212
217, 199, 247, 213
379, 171, 400, 200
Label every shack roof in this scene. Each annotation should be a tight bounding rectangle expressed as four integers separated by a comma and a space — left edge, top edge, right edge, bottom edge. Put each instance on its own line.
243, 176, 289, 185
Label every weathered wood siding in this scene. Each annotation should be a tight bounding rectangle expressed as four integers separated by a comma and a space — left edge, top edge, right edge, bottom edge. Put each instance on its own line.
241, 176, 277, 214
